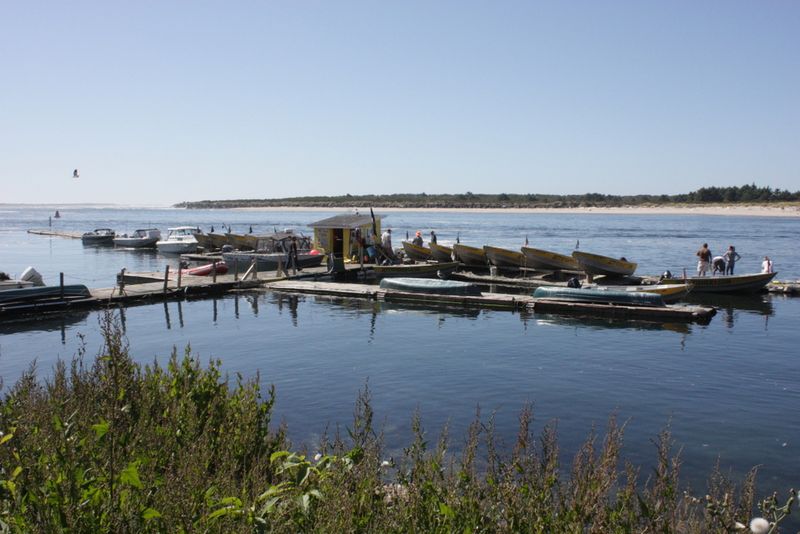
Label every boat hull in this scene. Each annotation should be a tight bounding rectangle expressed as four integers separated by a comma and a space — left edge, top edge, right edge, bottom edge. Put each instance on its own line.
429, 242, 454, 262
586, 283, 691, 303
572, 251, 637, 276
484, 245, 524, 268
157, 241, 198, 254
373, 261, 460, 280
113, 237, 159, 248
402, 241, 432, 261
533, 286, 664, 307
222, 252, 324, 271
379, 277, 481, 296
660, 272, 776, 293
182, 261, 229, 276
0, 284, 92, 305
453, 244, 487, 267
521, 247, 580, 271
81, 235, 114, 245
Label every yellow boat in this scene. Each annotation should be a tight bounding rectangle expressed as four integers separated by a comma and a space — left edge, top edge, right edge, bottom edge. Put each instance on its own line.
484, 245, 524, 269
402, 241, 432, 261
453, 244, 488, 267
572, 250, 637, 276
521, 246, 580, 271
429, 242, 454, 262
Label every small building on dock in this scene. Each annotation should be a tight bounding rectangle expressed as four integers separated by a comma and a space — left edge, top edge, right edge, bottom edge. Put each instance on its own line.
309, 212, 383, 260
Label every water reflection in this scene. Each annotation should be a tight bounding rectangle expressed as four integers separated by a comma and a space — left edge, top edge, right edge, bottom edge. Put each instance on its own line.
531, 313, 691, 336
686, 293, 774, 329
0, 310, 91, 343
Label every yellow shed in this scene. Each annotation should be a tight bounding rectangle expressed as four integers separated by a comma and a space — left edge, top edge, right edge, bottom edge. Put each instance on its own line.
309, 212, 383, 262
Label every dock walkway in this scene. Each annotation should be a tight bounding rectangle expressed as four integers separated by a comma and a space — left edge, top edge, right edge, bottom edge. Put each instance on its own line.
27, 229, 83, 239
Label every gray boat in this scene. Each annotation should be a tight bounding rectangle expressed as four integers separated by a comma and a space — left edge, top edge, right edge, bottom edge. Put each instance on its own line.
81, 228, 115, 245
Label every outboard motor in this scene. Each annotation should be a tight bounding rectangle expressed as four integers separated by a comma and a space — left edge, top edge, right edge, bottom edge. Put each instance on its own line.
567, 277, 582, 289
221, 244, 234, 253
660, 270, 673, 281
20, 266, 45, 286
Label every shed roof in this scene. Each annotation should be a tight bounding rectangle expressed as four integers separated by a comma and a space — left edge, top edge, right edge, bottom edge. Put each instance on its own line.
309, 213, 384, 229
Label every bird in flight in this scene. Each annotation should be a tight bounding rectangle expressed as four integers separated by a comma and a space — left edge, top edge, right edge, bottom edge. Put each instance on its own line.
73, 169, 79, 178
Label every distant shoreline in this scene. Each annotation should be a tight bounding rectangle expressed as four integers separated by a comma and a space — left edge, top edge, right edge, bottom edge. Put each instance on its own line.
227, 204, 800, 218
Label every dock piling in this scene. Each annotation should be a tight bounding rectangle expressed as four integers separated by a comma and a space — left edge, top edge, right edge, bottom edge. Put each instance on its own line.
59, 272, 64, 300
234, 258, 239, 281
212, 261, 217, 283
177, 264, 182, 289
163, 266, 170, 294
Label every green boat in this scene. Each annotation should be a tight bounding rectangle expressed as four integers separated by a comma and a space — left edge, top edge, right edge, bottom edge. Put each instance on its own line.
532, 286, 665, 307
0, 284, 92, 306
379, 277, 481, 296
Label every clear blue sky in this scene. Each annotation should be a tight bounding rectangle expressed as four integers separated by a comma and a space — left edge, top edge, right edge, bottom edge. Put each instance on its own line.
2, 1, 798, 205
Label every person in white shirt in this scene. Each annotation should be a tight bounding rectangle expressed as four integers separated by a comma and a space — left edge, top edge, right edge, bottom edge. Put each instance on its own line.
761, 256, 774, 273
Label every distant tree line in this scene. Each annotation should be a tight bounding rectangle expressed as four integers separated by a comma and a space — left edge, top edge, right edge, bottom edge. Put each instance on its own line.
175, 184, 800, 209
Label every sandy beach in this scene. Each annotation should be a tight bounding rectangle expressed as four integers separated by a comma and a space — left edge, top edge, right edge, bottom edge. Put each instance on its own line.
232, 204, 800, 218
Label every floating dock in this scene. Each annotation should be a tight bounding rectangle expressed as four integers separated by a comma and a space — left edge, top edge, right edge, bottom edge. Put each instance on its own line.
27, 229, 83, 239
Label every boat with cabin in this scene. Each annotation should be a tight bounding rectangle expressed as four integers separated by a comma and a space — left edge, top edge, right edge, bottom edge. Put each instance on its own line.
113, 228, 161, 248
81, 228, 116, 245
156, 227, 201, 254
373, 261, 460, 280
659, 272, 776, 293
402, 241, 432, 261
571, 250, 637, 276
453, 244, 488, 267
484, 245, 524, 269
429, 242, 454, 262
521, 246, 581, 271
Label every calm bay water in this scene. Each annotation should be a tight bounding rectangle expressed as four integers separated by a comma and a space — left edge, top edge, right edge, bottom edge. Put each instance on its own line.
1, 205, 799, 500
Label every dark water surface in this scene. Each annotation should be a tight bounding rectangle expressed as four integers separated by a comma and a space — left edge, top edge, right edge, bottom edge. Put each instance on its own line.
1, 206, 799, 500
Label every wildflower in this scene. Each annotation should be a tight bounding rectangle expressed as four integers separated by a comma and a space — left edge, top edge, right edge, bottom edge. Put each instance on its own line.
381, 460, 391, 468
749, 517, 770, 534
733, 522, 745, 530
313, 453, 322, 462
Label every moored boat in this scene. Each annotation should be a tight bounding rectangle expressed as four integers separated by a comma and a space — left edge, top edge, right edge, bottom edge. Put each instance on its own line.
483, 245, 524, 269
156, 227, 201, 254
532, 286, 664, 307
521, 246, 581, 271
181, 261, 229, 276
586, 283, 692, 303
453, 244, 488, 267
0, 284, 92, 306
373, 261, 460, 280
379, 277, 481, 296
81, 228, 115, 245
113, 228, 161, 248
572, 250, 637, 276
659, 272, 776, 293
402, 241, 432, 261
222, 251, 324, 271
429, 242, 454, 262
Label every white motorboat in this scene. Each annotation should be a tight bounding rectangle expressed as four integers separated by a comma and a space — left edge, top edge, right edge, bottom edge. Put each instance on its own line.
156, 227, 200, 254
81, 228, 116, 245
0, 266, 45, 291
114, 228, 161, 248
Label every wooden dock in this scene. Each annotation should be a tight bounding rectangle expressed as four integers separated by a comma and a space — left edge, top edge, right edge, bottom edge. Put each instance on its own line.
263, 280, 716, 323
27, 229, 83, 239
767, 280, 800, 295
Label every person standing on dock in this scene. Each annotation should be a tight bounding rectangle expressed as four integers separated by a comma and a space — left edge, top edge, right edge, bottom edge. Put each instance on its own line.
723, 245, 741, 275
287, 236, 299, 275
381, 228, 395, 260
696, 243, 712, 276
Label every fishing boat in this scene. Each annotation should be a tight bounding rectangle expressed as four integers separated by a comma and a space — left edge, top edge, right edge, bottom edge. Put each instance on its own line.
379, 277, 481, 296
585, 283, 692, 303
373, 261, 460, 280
113, 228, 161, 248
571, 250, 637, 276
484, 245, 524, 269
156, 227, 201, 254
429, 242, 454, 262
659, 272, 776, 293
453, 244, 488, 267
181, 261, 229, 276
81, 228, 115, 245
402, 241, 432, 261
532, 286, 665, 307
221, 251, 324, 271
521, 246, 581, 271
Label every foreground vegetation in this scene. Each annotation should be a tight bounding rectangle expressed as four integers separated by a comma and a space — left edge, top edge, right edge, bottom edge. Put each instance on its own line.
176, 184, 800, 209
1, 315, 796, 532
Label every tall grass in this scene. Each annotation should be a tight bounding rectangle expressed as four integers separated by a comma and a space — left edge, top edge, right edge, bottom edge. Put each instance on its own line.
0, 313, 795, 532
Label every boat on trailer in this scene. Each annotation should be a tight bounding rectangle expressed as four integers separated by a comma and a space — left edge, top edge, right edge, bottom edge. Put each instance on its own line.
659, 272, 776, 293
521, 246, 580, 271
572, 250, 637, 276
483, 245, 524, 269
402, 241, 432, 261
453, 244, 488, 267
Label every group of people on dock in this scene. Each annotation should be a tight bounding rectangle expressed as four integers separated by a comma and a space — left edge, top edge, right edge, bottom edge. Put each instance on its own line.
696, 243, 773, 276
